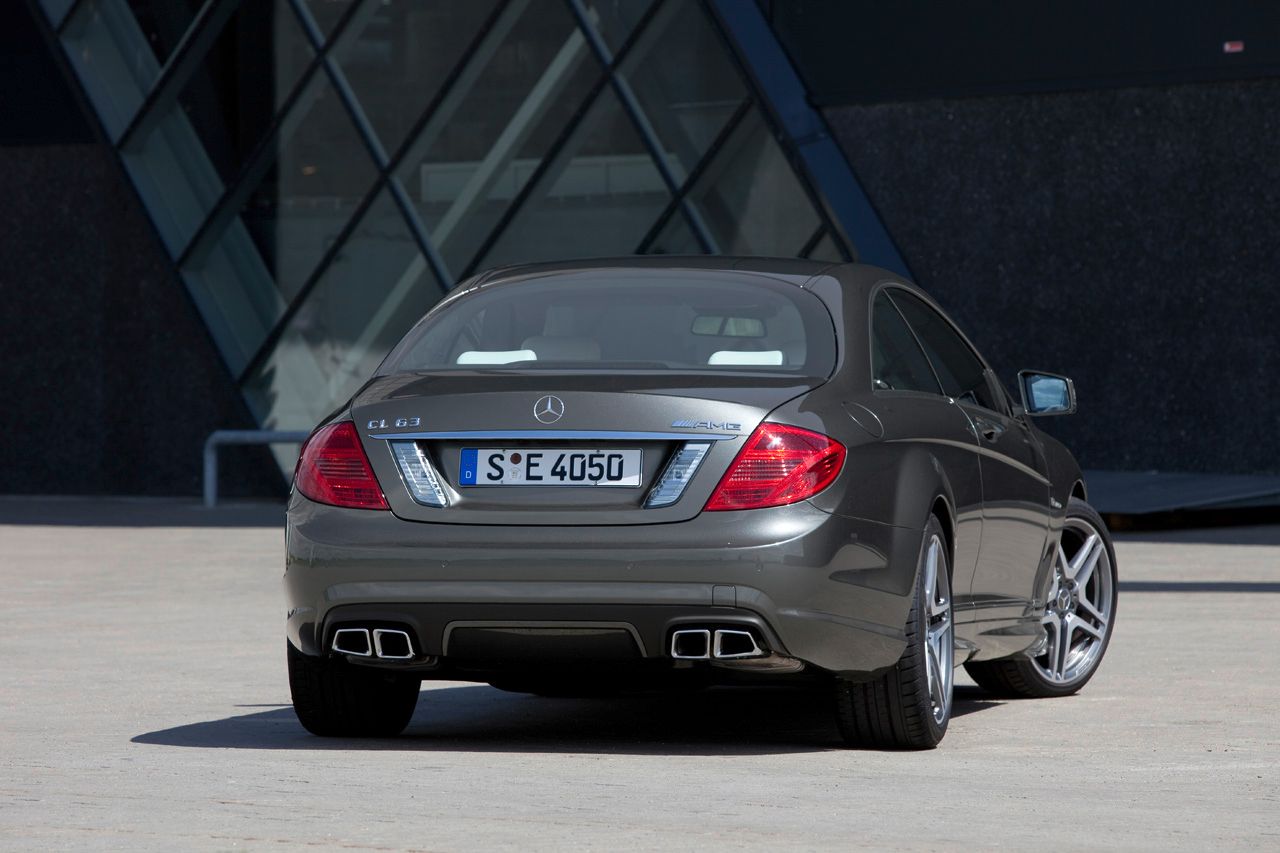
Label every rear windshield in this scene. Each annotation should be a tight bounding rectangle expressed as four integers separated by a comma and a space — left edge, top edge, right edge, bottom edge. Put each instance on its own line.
381, 272, 837, 376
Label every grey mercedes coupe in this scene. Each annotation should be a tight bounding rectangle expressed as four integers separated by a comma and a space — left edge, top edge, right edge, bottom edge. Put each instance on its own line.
284, 257, 1117, 749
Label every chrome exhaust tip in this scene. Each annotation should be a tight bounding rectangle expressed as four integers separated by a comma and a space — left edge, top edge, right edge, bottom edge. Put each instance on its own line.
670, 628, 711, 660
332, 627, 373, 657
372, 628, 414, 660
712, 629, 765, 660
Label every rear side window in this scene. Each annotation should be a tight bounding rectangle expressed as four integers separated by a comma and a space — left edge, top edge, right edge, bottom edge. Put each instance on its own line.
871, 292, 941, 393
383, 273, 837, 376
889, 290, 1001, 411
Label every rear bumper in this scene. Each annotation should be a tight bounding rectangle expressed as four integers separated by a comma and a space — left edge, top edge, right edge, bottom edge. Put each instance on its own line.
284, 493, 924, 676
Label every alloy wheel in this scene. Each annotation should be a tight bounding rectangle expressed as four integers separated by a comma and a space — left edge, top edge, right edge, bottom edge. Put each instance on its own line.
1033, 517, 1115, 685
922, 534, 953, 726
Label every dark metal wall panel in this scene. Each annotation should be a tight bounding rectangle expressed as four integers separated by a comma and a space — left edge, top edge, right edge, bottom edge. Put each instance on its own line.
0, 143, 285, 496
826, 79, 1280, 477
766, 0, 1280, 104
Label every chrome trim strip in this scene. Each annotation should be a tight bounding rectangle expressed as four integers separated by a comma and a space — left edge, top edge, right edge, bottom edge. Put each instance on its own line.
370, 429, 739, 442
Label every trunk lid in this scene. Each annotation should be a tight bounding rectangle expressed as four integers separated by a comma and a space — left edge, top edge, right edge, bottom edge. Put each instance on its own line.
352, 371, 823, 525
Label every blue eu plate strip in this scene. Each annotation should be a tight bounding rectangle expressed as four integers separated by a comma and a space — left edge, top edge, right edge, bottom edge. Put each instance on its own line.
458, 448, 478, 485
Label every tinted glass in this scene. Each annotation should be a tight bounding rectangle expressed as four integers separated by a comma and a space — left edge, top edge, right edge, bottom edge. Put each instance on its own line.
590, 0, 658, 51
650, 108, 820, 256
240, 74, 378, 301
391, 2, 602, 276
871, 292, 942, 393
384, 274, 836, 375
243, 187, 445, 427
176, 1, 313, 189
889, 290, 998, 410
299, 0, 355, 39
333, 0, 501, 156
616, 0, 748, 181
126, 0, 201, 64
805, 230, 847, 263
476, 85, 670, 267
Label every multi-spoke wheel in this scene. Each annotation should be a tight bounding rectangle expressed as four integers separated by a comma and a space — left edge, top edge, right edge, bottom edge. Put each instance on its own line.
836, 515, 954, 749
921, 531, 954, 728
966, 497, 1118, 698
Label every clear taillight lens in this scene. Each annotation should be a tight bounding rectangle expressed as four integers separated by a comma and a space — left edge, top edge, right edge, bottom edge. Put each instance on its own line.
294, 422, 389, 510
705, 423, 845, 511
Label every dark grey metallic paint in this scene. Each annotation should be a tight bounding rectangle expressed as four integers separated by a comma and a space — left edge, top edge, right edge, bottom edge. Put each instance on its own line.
286, 258, 1087, 685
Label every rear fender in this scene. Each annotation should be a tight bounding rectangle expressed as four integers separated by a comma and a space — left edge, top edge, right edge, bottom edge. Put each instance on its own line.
806, 434, 954, 533
806, 433, 954, 604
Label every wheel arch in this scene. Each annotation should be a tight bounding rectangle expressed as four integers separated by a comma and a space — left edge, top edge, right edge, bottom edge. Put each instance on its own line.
929, 494, 956, 577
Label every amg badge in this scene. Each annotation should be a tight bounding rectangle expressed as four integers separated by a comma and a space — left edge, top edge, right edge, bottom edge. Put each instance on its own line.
671, 419, 742, 431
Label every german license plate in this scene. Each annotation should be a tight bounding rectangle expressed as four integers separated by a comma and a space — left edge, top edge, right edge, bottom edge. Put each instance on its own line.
458, 448, 643, 487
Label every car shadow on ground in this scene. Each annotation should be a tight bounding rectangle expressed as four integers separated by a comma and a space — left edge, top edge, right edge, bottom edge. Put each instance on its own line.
132, 684, 1003, 756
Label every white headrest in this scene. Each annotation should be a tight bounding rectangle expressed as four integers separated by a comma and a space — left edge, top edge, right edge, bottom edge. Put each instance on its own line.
708, 350, 784, 366
456, 350, 536, 365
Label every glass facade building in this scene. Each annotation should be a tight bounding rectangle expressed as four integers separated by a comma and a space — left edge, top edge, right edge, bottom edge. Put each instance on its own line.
35, 0, 897, 473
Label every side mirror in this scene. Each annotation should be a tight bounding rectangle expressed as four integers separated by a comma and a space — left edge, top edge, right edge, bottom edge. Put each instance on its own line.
1017, 370, 1076, 416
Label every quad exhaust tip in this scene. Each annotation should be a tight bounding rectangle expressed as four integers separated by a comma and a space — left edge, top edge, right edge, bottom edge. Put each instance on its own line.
670, 628, 711, 660
713, 629, 764, 659
372, 628, 414, 660
331, 627, 415, 660
670, 628, 767, 661
332, 628, 373, 657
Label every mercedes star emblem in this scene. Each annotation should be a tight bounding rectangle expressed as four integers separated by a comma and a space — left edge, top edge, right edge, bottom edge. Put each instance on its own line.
533, 395, 565, 424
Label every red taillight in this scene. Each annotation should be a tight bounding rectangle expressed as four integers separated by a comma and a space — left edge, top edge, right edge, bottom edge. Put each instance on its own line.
705, 423, 845, 511
294, 421, 389, 510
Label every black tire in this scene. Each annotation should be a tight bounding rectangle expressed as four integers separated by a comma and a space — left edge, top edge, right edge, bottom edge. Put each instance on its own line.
288, 642, 421, 737
834, 516, 953, 749
965, 497, 1118, 698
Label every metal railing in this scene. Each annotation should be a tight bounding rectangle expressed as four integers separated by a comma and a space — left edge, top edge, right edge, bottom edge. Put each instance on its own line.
203, 430, 309, 507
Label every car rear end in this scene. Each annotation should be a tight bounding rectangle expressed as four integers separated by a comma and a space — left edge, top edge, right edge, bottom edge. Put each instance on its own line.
284, 265, 918, 696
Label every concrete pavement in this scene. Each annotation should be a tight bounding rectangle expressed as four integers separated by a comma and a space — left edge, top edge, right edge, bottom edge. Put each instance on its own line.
1, 499, 1277, 850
